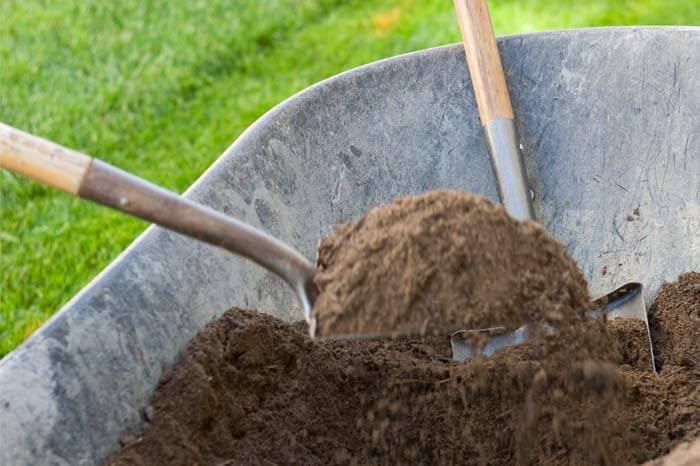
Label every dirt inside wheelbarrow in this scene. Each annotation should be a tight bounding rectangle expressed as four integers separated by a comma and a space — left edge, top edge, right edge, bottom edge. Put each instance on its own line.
106, 193, 699, 466
312, 191, 590, 337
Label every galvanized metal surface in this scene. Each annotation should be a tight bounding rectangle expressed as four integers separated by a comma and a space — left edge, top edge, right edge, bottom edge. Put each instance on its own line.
0, 27, 699, 465
483, 117, 535, 220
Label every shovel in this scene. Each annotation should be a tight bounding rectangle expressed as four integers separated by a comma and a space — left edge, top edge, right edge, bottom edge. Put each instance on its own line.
0, 123, 320, 335
451, 0, 656, 370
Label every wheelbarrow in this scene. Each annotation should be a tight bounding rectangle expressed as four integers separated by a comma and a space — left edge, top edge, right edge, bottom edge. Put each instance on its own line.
0, 27, 698, 465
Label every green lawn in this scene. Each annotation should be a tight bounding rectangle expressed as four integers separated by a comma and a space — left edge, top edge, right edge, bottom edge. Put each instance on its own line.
1, 0, 698, 356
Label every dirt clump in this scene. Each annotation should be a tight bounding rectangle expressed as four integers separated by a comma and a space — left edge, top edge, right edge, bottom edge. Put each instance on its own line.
313, 190, 590, 338
607, 318, 653, 371
648, 272, 700, 370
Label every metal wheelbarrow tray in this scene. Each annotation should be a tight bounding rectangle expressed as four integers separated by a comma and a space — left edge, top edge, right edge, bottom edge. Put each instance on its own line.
1, 27, 699, 465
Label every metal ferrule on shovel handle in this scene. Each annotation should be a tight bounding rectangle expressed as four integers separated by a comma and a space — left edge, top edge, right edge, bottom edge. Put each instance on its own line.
483, 118, 534, 221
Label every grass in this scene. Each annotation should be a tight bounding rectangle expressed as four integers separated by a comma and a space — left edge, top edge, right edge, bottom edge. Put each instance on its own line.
1, 0, 698, 356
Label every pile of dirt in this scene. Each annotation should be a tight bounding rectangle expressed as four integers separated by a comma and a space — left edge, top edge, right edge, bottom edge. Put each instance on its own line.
630, 272, 700, 462
648, 272, 700, 370
105, 190, 698, 465
313, 191, 591, 337
106, 274, 699, 466
607, 318, 653, 371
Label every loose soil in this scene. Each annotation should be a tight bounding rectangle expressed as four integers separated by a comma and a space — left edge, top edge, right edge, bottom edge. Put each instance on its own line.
106, 192, 699, 466
313, 191, 591, 338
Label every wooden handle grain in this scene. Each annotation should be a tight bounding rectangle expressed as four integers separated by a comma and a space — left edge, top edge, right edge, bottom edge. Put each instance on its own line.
0, 121, 318, 309
454, 0, 513, 123
0, 122, 92, 194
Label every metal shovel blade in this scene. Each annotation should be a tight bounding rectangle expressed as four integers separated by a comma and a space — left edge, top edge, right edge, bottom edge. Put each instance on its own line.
450, 282, 656, 372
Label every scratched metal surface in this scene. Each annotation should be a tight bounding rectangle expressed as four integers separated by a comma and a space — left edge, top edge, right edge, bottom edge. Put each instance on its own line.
0, 27, 698, 465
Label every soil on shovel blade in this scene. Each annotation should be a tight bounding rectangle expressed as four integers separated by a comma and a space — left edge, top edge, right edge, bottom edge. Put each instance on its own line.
312, 191, 590, 337
106, 192, 699, 466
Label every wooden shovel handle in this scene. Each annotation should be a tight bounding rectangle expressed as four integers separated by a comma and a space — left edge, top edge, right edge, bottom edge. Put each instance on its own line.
453, 0, 513, 123
0, 122, 317, 298
0, 123, 92, 194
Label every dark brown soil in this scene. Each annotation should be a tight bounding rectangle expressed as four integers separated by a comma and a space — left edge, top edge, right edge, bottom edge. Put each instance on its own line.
106, 272, 700, 466
104, 189, 699, 466
607, 318, 653, 371
631, 272, 700, 462
313, 191, 591, 338
648, 272, 700, 370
